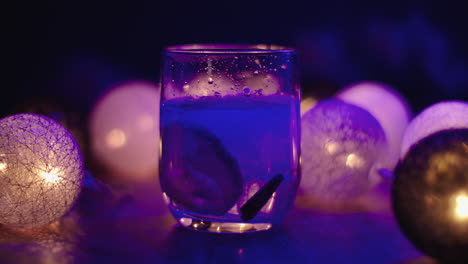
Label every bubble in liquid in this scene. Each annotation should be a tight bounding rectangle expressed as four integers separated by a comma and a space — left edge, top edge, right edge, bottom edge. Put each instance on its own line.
243, 87, 251, 96
245, 75, 280, 96
253, 70, 259, 76
176, 74, 236, 98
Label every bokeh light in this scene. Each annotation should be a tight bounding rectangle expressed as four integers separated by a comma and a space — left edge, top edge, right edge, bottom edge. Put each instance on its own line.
337, 81, 411, 170
89, 81, 160, 183
301, 99, 388, 202
455, 193, 468, 220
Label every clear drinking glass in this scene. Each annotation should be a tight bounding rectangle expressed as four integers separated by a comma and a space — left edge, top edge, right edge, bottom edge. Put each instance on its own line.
159, 44, 301, 233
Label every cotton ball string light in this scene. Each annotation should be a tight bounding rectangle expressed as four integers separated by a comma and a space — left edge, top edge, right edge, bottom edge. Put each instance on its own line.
400, 101, 468, 158
90, 81, 160, 183
337, 81, 411, 170
393, 129, 468, 263
0, 113, 84, 228
300, 99, 388, 202
392, 101, 468, 262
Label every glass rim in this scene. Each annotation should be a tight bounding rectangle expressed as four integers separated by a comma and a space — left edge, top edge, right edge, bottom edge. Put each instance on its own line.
165, 44, 296, 54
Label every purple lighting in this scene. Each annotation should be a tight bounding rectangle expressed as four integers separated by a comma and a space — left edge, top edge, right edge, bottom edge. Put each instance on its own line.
0, 113, 84, 228
301, 99, 388, 203
89, 81, 160, 183
401, 100, 468, 158
337, 81, 411, 170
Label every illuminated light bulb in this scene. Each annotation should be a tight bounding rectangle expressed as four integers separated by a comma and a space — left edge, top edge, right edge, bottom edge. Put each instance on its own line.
393, 129, 468, 263
400, 101, 468, 158
0, 113, 84, 228
89, 81, 160, 183
345, 153, 365, 169
337, 81, 411, 170
0, 159, 6, 171
40, 168, 61, 183
105, 129, 127, 149
300, 99, 388, 202
455, 194, 468, 220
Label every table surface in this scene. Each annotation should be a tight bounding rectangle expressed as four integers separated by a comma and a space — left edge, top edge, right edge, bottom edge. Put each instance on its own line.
0, 176, 438, 264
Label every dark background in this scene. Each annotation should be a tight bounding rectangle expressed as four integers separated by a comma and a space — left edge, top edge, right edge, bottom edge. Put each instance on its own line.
2, 2, 467, 262
6, 0, 468, 118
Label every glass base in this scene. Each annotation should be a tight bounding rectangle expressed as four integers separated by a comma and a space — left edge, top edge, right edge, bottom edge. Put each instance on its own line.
176, 216, 273, 233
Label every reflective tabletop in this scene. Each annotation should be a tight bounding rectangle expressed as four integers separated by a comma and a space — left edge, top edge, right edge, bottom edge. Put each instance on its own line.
0, 176, 436, 264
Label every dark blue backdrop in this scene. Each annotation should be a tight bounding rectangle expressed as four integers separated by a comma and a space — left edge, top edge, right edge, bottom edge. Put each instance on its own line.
6, 0, 468, 116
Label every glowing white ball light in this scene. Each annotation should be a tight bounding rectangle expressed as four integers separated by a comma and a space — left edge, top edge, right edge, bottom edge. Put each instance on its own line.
90, 81, 160, 183
0, 113, 84, 228
300, 97, 318, 116
337, 81, 411, 170
401, 101, 468, 158
301, 99, 388, 201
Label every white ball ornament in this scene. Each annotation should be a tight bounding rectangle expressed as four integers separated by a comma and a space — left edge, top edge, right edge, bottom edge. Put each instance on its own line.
301, 99, 388, 201
401, 100, 468, 158
89, 81, 160, 183
0, 113, 84, 228
337, 81, 411, 170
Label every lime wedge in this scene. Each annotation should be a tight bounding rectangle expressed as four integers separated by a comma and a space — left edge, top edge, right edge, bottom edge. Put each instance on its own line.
160, 123, 243, 215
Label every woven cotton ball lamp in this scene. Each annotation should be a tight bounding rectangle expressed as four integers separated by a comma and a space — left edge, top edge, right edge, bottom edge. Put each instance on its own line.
337, 81, 411, 170
392, 101, 468, 263
393, 129, 468, 263
301, 99, 388, 202
400, 101, 468, 158
0, 113, 84, 228
89, 81, 160, 183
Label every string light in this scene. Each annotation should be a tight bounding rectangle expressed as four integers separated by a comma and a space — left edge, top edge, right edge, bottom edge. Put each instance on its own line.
393, 128, 468, 263
301, 99, 388, 202
401, 101, 468, 158
337, 81, 411, 170
0, 113, 84, 228
89, 81, 160, 183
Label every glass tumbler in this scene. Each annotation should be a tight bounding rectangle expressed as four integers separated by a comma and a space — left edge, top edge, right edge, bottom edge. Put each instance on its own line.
159, 44, 301, 233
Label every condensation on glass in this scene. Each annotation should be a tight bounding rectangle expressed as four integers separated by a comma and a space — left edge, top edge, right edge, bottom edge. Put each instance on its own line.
159, 44, 301, 233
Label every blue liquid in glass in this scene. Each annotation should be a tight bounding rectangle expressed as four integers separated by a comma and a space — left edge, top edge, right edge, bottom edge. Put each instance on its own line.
159, 95, 300, 232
